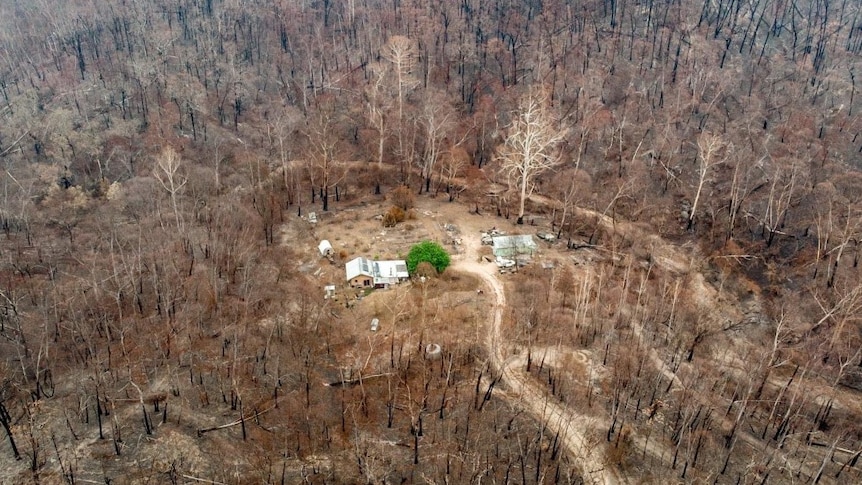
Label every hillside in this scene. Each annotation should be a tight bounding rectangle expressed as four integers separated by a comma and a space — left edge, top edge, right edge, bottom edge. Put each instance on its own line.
1, 0, 861, 483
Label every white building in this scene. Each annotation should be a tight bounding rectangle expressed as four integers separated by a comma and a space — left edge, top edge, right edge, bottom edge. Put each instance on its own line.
345, 257, 409, 288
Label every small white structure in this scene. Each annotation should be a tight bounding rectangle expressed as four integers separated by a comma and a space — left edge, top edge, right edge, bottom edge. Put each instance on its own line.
324, 284, 336, 299
370, 318, 380, 331
425, 343, 442, 360
345, 257, 410, 288
318, 240, 334, 257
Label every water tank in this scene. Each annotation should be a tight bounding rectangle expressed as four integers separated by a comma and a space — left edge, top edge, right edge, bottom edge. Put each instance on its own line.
318, 240, 334, 257
425, 343, 442, 360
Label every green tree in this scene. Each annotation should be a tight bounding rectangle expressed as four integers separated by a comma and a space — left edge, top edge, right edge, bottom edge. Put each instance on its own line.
406, 241, 450, 274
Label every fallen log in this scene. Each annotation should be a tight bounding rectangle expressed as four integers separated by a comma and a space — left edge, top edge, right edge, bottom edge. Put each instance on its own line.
197, 403, 277, 436
324, 372, 393, 387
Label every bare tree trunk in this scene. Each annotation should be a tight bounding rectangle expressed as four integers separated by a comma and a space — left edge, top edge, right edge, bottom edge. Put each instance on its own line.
688, 133, 726, 231
0, 401, 21, 461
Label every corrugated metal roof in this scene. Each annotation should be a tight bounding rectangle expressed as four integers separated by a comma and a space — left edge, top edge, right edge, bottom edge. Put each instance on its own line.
375, 260, 410, 279
346, 257, 409, 281
492, 235, 537, 257
346, 257, 373, 281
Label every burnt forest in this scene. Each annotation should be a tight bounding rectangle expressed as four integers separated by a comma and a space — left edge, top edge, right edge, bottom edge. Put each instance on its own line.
1, 0, 862, 484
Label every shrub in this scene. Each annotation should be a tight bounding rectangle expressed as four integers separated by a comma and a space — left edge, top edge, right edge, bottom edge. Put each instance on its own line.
406, 241, 451, 274
382, 206, 406, 227
604, 424, 634, 469
414, 261, 437, 278
389, 185, 415, 210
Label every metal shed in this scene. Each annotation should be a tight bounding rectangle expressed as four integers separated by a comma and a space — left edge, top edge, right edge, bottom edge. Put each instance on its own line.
491, 235, 538, 258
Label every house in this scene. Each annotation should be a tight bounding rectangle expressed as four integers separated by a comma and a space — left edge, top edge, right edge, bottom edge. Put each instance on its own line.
345, 257, 410, 288
373, 260, 410, 286
491, 235, 538, 258
346, 257, 374, 287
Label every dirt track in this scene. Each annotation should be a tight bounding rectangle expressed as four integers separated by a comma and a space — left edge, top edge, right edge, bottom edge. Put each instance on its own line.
429, 196, 852, 484
454, 232, 625, 485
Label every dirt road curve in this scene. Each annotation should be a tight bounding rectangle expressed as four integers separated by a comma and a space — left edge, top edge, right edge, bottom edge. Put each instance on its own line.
454, 233, 625, 485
